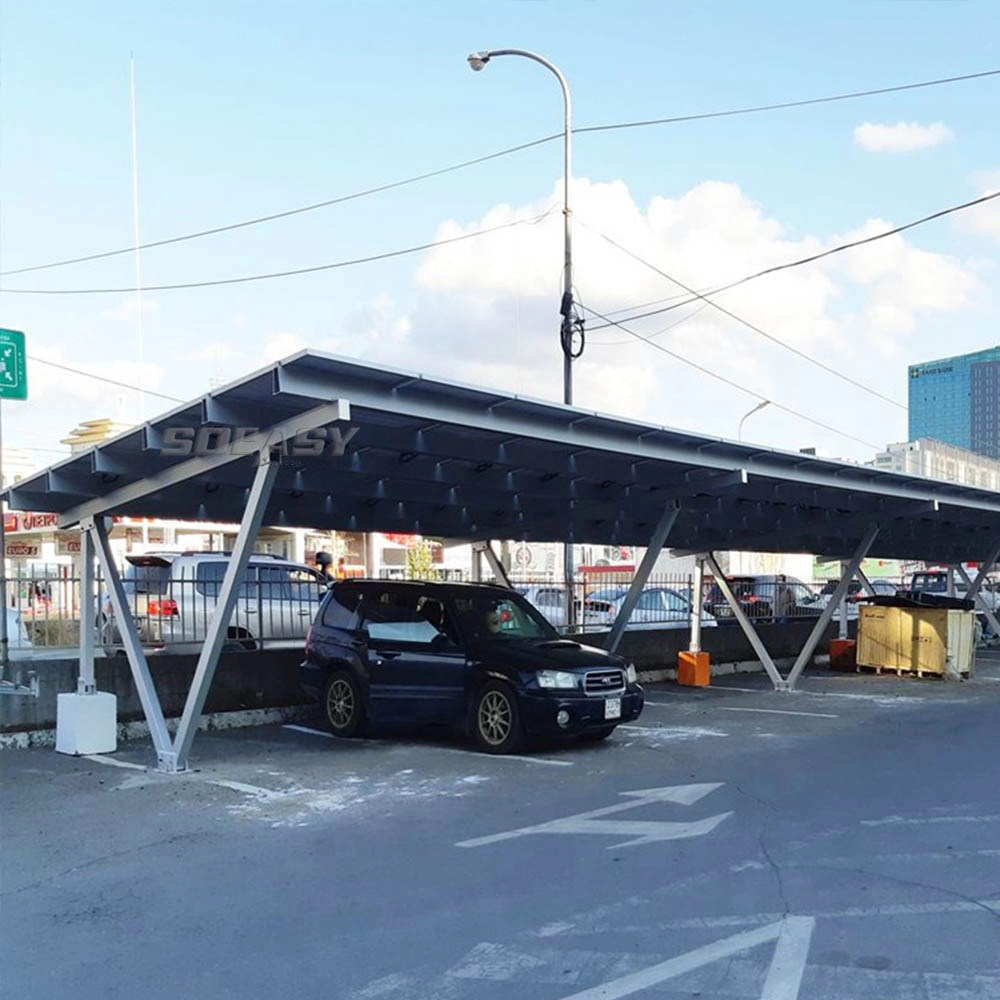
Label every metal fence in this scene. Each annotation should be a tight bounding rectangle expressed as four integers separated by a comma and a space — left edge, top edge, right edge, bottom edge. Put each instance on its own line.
7, 564, 992, 650
2, 566, 326, 652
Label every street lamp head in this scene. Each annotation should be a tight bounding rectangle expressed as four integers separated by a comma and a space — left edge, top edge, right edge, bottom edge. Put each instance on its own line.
467, 51, 491, 71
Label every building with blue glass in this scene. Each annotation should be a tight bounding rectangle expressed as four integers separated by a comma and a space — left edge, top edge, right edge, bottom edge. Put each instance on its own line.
909, 346, 1000, 460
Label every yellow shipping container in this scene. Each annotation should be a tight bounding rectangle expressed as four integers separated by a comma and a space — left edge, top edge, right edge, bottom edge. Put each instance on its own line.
857, 605, 975, 677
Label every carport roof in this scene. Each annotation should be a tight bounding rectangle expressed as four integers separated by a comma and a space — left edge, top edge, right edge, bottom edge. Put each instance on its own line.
7, 350, 1000, 563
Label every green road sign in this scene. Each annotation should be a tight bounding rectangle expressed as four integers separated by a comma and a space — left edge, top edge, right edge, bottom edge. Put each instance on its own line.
0, 329, 27, 401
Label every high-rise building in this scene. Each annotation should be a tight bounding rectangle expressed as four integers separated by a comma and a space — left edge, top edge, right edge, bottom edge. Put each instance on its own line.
908, 346, 1000, 460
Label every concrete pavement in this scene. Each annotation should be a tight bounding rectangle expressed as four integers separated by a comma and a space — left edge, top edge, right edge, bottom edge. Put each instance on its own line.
3, 655, 1000, 999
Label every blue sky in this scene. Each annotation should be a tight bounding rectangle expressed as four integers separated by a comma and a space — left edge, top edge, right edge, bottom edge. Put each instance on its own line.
2, 0, 999, 469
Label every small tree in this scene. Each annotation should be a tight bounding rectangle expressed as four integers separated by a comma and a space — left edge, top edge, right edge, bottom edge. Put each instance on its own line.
405, 539, 437, 580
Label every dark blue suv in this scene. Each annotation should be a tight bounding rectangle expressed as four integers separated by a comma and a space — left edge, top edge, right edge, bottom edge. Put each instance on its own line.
300, 580, 644, 754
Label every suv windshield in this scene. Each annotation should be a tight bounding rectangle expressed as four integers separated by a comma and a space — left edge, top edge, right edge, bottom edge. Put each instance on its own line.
451, 590, 559, 643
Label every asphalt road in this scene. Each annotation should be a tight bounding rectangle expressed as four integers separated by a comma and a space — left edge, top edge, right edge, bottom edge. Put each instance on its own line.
3, 656, 1000, 1000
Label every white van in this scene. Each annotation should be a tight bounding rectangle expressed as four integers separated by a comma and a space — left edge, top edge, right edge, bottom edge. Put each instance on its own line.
104, 552, 327, 652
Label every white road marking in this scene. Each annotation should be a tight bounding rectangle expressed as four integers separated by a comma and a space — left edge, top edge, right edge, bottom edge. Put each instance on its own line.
556, 917, 814, 1000
760, 916, 815, 1000
718, 707, 839, 719
283, 724, 337, 739
209, 778, 281, 799
282, 724, 573, 766
457, 783, 731, 849
861, 813, 1000, 826
622, 898, 1000, 932
428, 745, 574, 767
618, 724, 729, 738
83, 754, 147, 771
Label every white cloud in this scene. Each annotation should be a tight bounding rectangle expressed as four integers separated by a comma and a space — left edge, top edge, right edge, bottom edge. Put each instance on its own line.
398, 176, 981, 459
853, 121, 953, 153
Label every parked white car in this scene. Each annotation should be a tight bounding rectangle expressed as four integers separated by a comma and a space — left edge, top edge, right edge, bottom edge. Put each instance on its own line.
103, 552, 327, 652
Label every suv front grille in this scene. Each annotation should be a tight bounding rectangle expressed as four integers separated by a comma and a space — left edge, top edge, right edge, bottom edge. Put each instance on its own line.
584, 669, 626, 696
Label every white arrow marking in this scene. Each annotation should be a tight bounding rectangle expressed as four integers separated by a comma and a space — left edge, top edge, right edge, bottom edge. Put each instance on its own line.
456, 783, 731, 848
557, 916, 815, 1000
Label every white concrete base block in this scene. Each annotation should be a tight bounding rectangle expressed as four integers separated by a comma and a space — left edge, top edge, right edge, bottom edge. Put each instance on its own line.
56, 692, 118, 755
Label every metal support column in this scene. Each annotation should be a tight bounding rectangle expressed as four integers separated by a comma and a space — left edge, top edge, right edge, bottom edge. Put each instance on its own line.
837, 560, 849, 640
606, 503, 680, 654
88, 515, 173, 764
947, 566, 957, 599
784, 524, 880, 691
855, 568, 877, 598
470, 546, 482, 583
704, 551, 785, 689
955, 563, 1000, 640
964, 540, 1000, 600
78, 529, 96, 694
474, 541, 512, 589
689, 557, 705, 654
170, 449, 280, 773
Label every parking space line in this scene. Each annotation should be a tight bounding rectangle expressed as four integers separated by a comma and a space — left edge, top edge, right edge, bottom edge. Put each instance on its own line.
718, 707, 839, 719
283, 724, 336, 740
83, 754, 148, 771
428, 745, 574, 767
208, 778, 282, 799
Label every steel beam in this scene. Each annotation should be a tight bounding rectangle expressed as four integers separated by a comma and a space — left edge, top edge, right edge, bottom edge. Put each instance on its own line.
784, 523, 880, 691
56, 400, 349, 527
78, 530, 96, 694
87, 516, 173, 766
704, 551, 785, 689
169, 449, 280, 773
964, 540, 1000, 600
606, 502, 680, 654
474, 541, 512, 589
690, 556, 705, 653
954, 563, 1000, 640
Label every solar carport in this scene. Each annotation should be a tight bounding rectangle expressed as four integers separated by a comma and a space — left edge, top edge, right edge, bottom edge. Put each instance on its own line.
7, 351, 1000, 771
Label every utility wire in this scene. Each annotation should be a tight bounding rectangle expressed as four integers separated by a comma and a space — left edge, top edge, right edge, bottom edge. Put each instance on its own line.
27, 355, 184, 402
579, 218, 905, 409
589, 190, 1000, 332
3, 67, 997, 278
574, 67, 1000, 136
0, 135, 559, 277
582, 302, 882, 451
2, 211, 554, 294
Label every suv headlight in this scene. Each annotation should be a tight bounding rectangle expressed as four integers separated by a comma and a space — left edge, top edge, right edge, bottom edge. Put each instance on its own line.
626, 662, 638, 684
536, 670, 579, 690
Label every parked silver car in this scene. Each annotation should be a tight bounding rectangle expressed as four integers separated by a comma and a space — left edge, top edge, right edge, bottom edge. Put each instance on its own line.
104, 552, 327, 652
582, 586, 719, 631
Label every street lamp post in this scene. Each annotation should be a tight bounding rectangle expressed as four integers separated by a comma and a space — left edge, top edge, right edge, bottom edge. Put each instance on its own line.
738, 400, 771, 441
468, 48, 578, 626
467, 49, 575, 405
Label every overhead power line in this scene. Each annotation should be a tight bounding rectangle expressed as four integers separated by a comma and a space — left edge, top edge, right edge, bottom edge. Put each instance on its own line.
3, 67, 997, 278
581, 302, 882, 451
574, 67, 1000, 136
589, 190, 1000, 333
27, 355, 185, 401
3, 211, 554, 294
578, 219, 906, 410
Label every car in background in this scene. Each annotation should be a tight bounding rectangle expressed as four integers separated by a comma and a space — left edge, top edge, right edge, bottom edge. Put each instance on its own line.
514, 584, 575, 628
4, 607, 32, 650
705, 575, 819, 622
102, 551, 327, 652
812, 578, 898, 619
581, 585, 718, 631
300, 580, 644, 753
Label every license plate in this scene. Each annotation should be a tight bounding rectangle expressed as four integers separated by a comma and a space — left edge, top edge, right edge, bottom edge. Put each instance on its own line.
717, 607, 732, 616
604, 697, 622, 720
